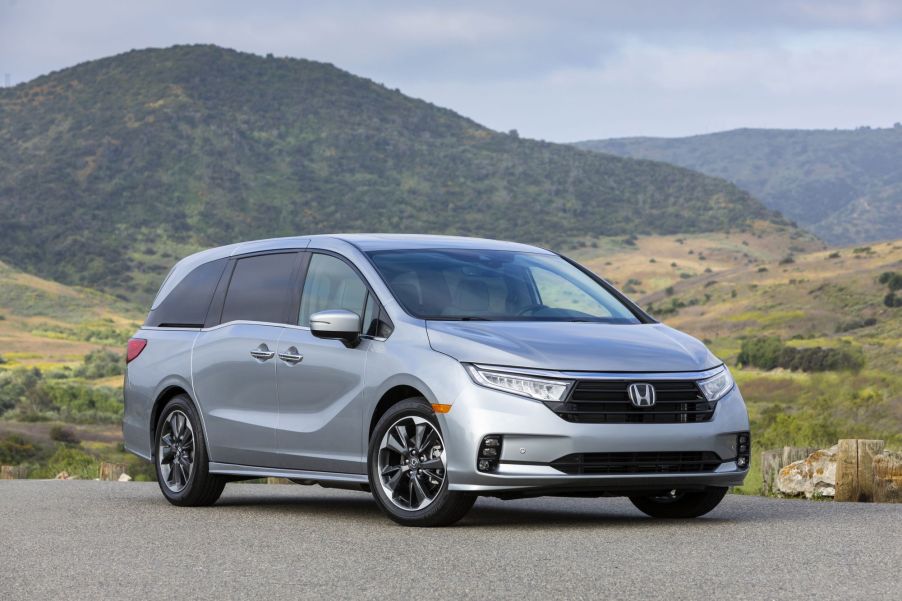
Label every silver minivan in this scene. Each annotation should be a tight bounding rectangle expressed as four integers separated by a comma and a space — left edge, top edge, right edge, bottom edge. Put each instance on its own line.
124, 234, 750, 526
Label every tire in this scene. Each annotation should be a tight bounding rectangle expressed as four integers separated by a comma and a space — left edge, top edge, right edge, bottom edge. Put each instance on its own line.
368, 398, 475, 527
629, 487, 728, 519
153, 395, 226, 507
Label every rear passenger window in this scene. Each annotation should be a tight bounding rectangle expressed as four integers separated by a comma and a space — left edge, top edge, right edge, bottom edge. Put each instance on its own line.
145, 258, 227, 327
221, 253, 298, 324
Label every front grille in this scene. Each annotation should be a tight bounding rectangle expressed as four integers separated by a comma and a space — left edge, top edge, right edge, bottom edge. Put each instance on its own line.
550, 451, 722, 475
550, 380, 715, 424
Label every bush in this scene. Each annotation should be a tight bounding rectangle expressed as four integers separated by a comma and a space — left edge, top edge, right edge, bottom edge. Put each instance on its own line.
885, 292, 902, 308
0, 433, 45, 465
49, 425, 80, 445
31, 445, 100, 480
878, 271, 902, 291
73, 349, 124, 379
737, 337, 865, 372
836, 317, 877, 333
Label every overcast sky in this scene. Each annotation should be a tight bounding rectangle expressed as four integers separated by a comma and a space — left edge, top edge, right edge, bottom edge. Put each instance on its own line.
2, 0, 902, 141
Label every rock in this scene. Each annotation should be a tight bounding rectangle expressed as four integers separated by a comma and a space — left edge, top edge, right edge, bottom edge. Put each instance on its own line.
776, 445, 838, 499
55, 471, 70, 480
117, 473, 132, 482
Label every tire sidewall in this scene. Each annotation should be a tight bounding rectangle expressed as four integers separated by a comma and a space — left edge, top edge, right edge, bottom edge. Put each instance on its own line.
367, 399, 463, 525
153, 395, 210, 504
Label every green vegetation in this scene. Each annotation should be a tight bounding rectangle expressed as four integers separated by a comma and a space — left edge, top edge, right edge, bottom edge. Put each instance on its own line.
0, 366, 122, 423
575, 127, 902, 245
737, 336, 864, 372
0, 45, 780, 302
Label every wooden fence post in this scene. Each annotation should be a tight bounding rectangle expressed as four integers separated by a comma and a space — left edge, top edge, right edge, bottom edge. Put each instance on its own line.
835, 439, 859, 502
1, 465, 29, 479
856, 440, 885, 502
873, 452, 902, 503
99, 462, 127, 481
761, 450, 782, 495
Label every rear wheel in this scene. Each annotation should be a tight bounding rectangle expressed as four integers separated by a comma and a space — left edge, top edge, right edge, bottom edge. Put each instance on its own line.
629, 487, 728, 518
368, 399, 475, 526
154, 395, 225, 506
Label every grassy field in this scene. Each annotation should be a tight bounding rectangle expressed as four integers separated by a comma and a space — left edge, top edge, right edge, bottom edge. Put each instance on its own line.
1, 229, 900, 494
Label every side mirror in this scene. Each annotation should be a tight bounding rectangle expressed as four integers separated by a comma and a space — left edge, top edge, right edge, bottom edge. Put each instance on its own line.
309, 310, 361, 347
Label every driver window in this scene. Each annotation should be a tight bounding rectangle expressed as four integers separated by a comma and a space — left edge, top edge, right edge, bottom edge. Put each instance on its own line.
299, 254, 369, 327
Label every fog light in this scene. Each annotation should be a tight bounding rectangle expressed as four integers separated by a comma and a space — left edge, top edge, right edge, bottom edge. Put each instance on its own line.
477, 435, 503, 472
736, 432, 751, 470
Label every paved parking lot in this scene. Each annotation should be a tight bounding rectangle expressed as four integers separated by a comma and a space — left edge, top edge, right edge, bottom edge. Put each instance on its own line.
2, 480, 900, 600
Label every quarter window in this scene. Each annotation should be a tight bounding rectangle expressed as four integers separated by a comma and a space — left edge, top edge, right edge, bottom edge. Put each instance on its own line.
221, 253, 298, 324
145, 258, 227, 327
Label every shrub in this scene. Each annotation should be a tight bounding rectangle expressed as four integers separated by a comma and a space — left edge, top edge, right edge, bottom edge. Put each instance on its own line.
73, 349, 124, 379
885, 292, 902, 308
878, 271, 902, 291
0, 433, 45, 464
835, 318, 877, 333
778, 255, 795, 265
737, 337, 864, 372
31, 445, 100, 480
49, 425, 80, 445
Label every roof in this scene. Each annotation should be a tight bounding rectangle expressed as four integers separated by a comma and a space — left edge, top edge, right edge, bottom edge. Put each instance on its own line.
151, 234, 550, 309
329, 233, 551, 253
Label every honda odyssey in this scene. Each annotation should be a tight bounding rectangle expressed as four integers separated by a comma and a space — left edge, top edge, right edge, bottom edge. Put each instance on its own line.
123, 234, 750, 526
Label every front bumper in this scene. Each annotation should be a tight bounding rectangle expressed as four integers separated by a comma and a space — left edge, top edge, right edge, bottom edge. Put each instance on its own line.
439, 376, 750, 493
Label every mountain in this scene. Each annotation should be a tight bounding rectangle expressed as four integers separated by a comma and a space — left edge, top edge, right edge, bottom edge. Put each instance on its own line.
0, 45, 782, 301
574, 127, 902, 245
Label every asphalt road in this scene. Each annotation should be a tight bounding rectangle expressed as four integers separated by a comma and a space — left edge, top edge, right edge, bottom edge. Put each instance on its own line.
2, 481, 900, 600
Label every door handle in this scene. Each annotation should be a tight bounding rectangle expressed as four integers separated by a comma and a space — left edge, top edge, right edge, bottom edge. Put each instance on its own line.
278, 346, 303, 365
250, 344, 275, 361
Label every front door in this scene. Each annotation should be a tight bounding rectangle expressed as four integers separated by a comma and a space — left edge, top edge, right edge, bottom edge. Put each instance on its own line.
276, 252, 374, 473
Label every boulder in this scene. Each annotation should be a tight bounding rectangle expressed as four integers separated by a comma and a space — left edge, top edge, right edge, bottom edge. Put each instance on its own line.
776, 445, 838, 499
54, 471, 70, 480
117, 473, 132, 482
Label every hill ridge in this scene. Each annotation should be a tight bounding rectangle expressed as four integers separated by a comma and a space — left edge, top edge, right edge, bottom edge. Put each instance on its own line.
1, 44, 782, 301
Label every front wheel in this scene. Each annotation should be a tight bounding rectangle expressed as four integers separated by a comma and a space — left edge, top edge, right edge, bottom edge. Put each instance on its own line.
368, 399, 475, 526
629, 487, 728, 518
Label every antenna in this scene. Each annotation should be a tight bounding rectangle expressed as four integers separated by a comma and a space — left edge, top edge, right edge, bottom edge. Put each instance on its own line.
3, 73, 9, 87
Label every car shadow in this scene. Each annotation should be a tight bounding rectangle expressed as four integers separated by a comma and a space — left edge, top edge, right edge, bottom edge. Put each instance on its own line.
213, 488, 744, 529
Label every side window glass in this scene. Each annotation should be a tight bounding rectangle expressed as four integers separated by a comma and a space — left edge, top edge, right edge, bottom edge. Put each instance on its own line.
221, 253, 298, 324
299, 254, 369, 328
145, 258, 227, 327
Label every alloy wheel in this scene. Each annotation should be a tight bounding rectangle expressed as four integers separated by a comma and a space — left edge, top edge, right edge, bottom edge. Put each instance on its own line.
377, 416, 446, 511
157, 409, 195, 493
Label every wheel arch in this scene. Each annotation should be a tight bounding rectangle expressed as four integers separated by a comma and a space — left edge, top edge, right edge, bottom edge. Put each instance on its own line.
149, 384, 209, 459
368, 383, 432, 438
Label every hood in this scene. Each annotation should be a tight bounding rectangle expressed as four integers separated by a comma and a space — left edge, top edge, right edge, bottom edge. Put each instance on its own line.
426, 321, 719, 373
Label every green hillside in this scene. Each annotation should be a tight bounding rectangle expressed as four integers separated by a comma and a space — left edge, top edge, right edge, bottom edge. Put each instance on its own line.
0, 45, 781, 301
575, 127, 902, 245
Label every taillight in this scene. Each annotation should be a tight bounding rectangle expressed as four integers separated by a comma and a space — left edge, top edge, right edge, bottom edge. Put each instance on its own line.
126, 338, 147, 364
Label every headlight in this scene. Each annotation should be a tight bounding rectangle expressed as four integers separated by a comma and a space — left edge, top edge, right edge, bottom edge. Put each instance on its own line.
465, 365, 572, 402
698, 367, 734, 401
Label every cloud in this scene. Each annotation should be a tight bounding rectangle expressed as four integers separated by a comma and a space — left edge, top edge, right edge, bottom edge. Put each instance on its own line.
2, 0, 902, 140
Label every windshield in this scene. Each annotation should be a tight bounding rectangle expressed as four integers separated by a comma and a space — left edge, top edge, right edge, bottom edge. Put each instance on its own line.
367, 249, 641, 323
